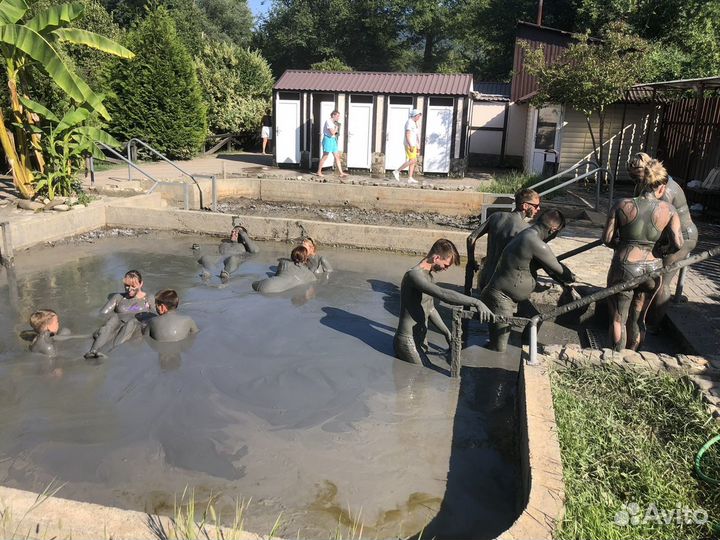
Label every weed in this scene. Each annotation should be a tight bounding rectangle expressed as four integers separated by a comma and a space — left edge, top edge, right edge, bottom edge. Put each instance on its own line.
551, 364, 720, 539
482, 170, 543, 194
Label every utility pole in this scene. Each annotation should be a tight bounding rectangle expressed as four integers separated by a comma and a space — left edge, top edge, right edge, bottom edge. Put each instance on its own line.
536, 0, 543, 25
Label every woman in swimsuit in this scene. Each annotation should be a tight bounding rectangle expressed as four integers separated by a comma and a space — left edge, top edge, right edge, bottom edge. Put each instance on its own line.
603, 158, 683, 351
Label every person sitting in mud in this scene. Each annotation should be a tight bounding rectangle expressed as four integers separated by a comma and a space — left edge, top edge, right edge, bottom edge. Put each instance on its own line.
466, 188, 541, 294
144, 289, 199, 342
252, 245, 317, 293
394, 239, 495, 366
301, 236, 333, 274
197, 225, 259, 282
628, 153, 698, 330
28, 309, 61, 356
603, 158, 683, 352
480, 209, 575, 353
85, 270, 154, 359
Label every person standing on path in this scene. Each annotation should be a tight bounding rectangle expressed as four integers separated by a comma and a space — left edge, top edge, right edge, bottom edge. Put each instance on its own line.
260, 109, 272, 155
317, 110, 347, 178
393, 109, 422, 184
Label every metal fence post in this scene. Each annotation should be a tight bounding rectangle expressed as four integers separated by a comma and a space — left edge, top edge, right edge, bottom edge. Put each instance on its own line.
211, 175, 217, 212
183, 184, 189, 211
1, 222, 14, 267
674, 267, 687, 302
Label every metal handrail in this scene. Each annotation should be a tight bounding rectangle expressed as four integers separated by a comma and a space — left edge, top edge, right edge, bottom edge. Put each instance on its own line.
96, 142, 215, 211
526, 160, 614, 212
126, 138, 204, 209
525, 244, 720, 365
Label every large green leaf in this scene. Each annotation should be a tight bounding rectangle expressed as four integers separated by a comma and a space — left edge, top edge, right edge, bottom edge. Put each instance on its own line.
75, 125, 120, 147
52, 28, 134, 58
18, 95, 60, 122
0, 24, 85, 101
56, 107, 90, 132
69, 71, 109, 119
0, 0, 28, 25
25, 3, 84, 33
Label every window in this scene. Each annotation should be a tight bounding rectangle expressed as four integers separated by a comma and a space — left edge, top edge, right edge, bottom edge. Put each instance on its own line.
351, 95, 373, 103
534, 106, 560, 150
278, 92, 300, 100
389, 96, 413, 105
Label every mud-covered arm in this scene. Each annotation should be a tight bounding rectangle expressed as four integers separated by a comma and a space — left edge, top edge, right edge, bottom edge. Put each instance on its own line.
664, 210, 684, 255
409, 270, 486, 310
428, 308, 451, 340
99, 294, 122, 316
466, 218, 491, 268
238, 230, 259, 254
318, 256, 333, 273
535, 243, 575, 284
602, 204, 619, 248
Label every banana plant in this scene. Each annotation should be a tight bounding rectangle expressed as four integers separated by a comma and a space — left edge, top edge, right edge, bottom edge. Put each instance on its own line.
0, 0, 133, 198
21, 98, 121, 199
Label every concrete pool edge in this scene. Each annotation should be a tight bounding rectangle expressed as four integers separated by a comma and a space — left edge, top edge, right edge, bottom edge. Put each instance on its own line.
499, 358, 565, 540
0, 484, 265, 540
1, 194, 484, 256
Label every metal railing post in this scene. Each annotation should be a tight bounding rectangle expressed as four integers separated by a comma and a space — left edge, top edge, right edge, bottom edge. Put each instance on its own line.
211, 175, 217, 212
183, 183, 189, 211
89, 156, 96, 188
1, 222, 14, 267
528, 318, 539, 366
127, 141, 133, 181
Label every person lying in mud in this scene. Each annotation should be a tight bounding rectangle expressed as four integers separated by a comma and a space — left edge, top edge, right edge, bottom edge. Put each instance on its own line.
252, 245, 317, 293
466, 188, 541, 294
85, 270, 154, 359
394, 238, 494, 366
144, 289, 199, 342
301, 237, 333, 274
197, 225, 260, 282
603, 157, 683, 352
628, 153, 698, 331
480, 209, 575, 353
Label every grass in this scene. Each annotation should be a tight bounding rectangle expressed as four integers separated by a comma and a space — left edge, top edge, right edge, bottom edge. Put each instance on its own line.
482, 170, 543, 194
146, 488, 372, 540
0, 480, 66, 539
551, 364, 720, 540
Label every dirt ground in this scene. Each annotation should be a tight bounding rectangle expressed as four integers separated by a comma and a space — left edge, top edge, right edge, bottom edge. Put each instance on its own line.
216, 197, 478, 231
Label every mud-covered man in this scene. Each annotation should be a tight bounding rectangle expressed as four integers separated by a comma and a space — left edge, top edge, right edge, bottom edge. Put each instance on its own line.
394, 238, 494, 366
466, 188, 541, 294
480, 209, 575, 353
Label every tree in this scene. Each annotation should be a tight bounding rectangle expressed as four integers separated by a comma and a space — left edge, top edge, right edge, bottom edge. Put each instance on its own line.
104, 7, 207, 159
309, 57, 352, 71
0, 0, 133, 198
523, 24, 648, 182
195, 41, 273, 134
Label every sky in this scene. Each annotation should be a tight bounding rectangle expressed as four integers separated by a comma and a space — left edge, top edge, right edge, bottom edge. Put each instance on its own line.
248, 0, 271, 21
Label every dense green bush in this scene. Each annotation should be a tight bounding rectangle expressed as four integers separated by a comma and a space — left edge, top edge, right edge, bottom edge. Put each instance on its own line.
195, 42, 273, 135
105, 7, 207, 159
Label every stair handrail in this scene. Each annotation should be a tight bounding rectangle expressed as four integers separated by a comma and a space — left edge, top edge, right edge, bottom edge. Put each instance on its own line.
125, 138, 204, 209
526, 160, 614, 212
95, 141, 206, 210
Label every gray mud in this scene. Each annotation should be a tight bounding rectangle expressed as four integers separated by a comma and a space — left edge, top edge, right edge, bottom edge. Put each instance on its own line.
0, 232, 520, 538
217, 198, 477, 231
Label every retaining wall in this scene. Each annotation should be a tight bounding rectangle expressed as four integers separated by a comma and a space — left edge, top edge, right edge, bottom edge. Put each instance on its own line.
142, 176, 510, 217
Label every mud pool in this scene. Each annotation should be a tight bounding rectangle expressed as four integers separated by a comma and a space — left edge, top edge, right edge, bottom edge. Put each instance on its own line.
0, 233, 520, 538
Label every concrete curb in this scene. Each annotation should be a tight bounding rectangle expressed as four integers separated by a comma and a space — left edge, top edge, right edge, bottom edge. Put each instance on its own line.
499, 360, 565, 540
0, 485, 264, 540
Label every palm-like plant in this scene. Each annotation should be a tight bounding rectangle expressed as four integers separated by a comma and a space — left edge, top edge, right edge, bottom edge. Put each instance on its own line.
0, 0, 133, 198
